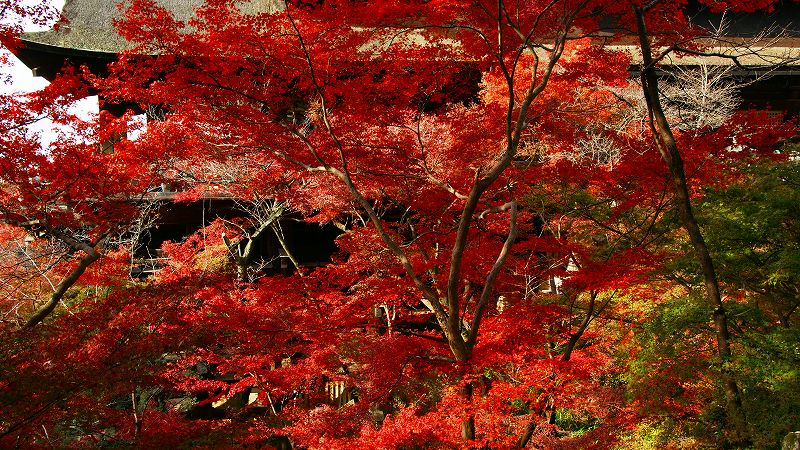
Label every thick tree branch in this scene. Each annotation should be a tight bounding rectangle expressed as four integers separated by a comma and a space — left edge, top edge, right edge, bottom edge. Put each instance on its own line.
446, 24, 569, 360
466, 201, 517, 352
23, 231, 102, 328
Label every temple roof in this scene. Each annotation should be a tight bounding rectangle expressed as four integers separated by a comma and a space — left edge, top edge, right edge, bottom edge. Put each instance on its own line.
16, 0, 800, 81
21, 0, 800, 56
21, 0, 282, 54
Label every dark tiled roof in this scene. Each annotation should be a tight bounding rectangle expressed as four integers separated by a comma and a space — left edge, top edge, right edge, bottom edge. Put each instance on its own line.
22, 0, 282, 54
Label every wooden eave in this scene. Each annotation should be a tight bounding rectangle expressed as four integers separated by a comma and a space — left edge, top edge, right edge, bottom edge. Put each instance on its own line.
16, 38, 117, 81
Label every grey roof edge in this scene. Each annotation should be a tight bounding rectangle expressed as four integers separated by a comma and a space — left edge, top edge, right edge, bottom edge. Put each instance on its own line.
21, 30, 133, 55
20, 0, 284, 55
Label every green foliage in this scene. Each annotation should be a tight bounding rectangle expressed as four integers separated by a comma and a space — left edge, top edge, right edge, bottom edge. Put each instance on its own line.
619, 159, 800, 448
554, 408, 600, 437
616, 419, 701, 450
735, 326, 800, 448
700, 159, 800, 319
696, 159, 800, 446
624, 295, 713, 399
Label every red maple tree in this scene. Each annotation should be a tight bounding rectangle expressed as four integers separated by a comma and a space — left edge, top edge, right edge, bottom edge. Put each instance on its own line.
1, 0, 797, 448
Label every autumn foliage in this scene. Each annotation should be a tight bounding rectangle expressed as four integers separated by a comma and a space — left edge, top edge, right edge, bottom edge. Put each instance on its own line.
1, 0, 800, 448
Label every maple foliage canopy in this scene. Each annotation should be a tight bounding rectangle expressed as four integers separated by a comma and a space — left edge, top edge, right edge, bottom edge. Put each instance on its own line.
2, 0, 800, 448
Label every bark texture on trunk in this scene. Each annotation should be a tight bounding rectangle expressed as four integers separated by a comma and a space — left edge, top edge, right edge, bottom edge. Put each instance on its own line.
633, 6, 748, 443
461, 382, 476, 441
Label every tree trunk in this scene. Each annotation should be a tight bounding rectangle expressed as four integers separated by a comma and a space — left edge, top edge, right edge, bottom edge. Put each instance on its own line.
516, 420, 536, 448
633, 6, 748, 443
461, 382, 476, 441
